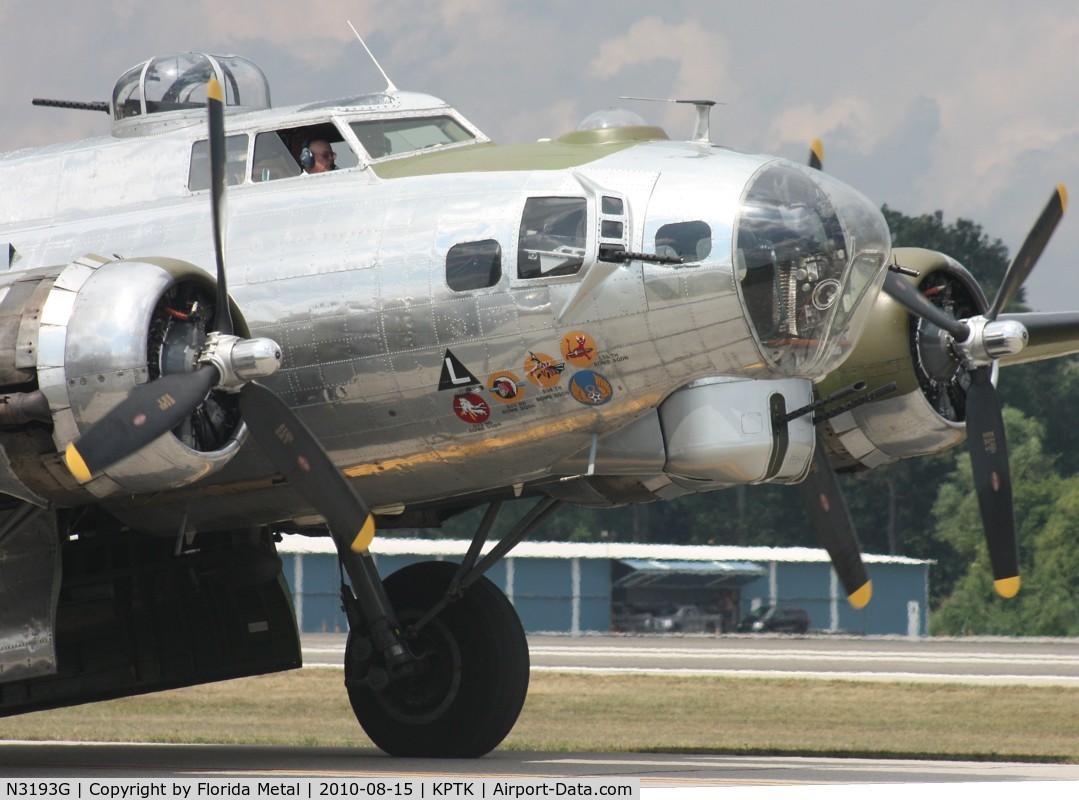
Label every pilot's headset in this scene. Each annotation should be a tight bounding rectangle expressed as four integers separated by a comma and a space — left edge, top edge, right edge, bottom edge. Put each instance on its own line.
299, 138, 315, 171
300, 137, 338, 171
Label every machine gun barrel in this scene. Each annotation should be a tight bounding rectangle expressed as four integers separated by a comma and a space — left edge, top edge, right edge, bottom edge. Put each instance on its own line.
32, 98, 110, 113
813, 382, 898, 424
779, 381, 867, 425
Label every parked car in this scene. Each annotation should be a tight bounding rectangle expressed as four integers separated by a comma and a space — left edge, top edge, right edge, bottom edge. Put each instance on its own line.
735, 605, 810, 634
611, 603, 655, 633
645, 604, 723, 634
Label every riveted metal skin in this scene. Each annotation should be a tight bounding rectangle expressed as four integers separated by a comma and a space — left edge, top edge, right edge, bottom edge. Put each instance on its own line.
0, 81, 894, 530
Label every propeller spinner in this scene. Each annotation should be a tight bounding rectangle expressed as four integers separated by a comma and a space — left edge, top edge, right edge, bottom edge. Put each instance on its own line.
63, 79, 376, 554
882, 185, 1067, 598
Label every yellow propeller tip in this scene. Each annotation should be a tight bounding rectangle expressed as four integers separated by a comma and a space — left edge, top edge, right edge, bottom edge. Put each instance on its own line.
847, 580, 873, 610
64, 442, 92, 483
810, 139, 824, 162
994, 575, 1021, 599
1057, 184, 1068, 213
207, 78, 223, 103
350, 515, 376, 553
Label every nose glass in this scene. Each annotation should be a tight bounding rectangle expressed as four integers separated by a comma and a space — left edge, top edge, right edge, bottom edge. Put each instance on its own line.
734, 160, 890, 377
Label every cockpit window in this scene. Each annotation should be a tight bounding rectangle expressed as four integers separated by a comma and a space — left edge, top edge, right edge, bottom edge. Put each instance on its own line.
656, 221, 712, 262
188, 134, 249, 191
249, 125, 358, 181
252, 131, 303, 182
349, 115, 474, 159
518, 197, 587, 279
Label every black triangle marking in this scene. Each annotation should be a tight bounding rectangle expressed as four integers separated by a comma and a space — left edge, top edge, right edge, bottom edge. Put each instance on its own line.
438, 349, 481, 391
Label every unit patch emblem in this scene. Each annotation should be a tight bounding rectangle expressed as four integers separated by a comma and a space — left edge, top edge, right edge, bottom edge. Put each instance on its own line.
487, 371, 526, 404
560, 331, 598, 367
568, 370, 613, 406
523, 351, 565, 389
452, 392, 491, 423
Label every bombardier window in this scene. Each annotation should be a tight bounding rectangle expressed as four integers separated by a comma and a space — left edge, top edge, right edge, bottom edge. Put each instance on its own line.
518, 197, 587, 279
656, 220, 712, 262
188, 134, 249, 191
447, 240, 502, 291
350, 116, 474, 160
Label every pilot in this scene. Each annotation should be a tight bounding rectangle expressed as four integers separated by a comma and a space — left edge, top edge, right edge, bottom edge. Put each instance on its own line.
303, 139, 337, 174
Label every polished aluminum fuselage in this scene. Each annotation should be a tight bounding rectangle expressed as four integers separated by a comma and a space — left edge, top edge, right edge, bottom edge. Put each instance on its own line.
0, 94, 880, 521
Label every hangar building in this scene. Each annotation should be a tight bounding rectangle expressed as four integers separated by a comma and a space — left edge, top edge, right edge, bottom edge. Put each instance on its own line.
277, 535, 931, 637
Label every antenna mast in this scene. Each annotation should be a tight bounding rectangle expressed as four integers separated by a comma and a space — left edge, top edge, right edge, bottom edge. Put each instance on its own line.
347, 21, 398, 93
621, 96, 723, 144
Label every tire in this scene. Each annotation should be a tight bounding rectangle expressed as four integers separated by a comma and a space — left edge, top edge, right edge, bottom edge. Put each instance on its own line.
346, 560, 529, 758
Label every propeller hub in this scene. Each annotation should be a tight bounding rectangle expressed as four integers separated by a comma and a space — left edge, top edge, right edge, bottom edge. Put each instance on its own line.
980, 318, 1029, 360
955, 316, 1029, 367
199, 332, 282, 392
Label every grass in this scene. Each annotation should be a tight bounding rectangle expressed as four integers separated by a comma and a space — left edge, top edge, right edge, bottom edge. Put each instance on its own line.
1, 670, 1077, 763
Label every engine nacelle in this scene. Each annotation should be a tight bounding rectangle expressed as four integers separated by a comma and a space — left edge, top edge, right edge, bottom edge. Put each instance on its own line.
814, 247, 987, 471
14, 254, 246, 498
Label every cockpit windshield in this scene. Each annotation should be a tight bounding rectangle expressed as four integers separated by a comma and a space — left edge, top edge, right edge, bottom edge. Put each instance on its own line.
735, 161, 889, 376
349, 115, 475, 159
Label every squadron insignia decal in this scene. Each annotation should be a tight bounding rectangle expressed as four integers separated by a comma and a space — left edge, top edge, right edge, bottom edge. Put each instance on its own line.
487, 371, 526, 405
452, 392, 491, 424
561, 331, 598, 367
568, 370, 614, 406
523, 351, 565, 389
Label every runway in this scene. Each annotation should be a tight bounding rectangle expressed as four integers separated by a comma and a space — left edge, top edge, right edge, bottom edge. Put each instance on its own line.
305, 632, 1079, 687
2, 741, 1078, 784
3, 635, 1078, 785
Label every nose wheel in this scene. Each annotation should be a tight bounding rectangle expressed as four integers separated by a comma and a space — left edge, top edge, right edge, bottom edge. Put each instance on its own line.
345, 560, 529, 758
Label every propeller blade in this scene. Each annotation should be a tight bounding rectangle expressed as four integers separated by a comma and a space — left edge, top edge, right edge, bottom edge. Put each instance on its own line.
64, 365, 219, 482
882, 269, 971, 341
964, 367, 1019, 598
797, 434, 872, 609
238, 381, 375, 552
207, 78, 234, 336
807, 139, 824, 171
986, 185, 1067, 321
997, 311, 1079, 365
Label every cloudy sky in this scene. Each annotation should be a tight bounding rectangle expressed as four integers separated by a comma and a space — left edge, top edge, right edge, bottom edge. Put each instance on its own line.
3, 0, 1077, 310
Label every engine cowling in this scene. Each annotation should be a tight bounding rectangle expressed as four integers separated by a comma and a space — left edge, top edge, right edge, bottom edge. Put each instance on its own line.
814, 247, 988, 471
12, 254, 246, 498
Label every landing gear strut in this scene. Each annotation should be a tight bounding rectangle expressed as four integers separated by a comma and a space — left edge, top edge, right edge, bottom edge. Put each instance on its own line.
334, 496, 562, 757
345, 560, 529, 757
